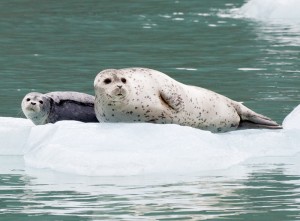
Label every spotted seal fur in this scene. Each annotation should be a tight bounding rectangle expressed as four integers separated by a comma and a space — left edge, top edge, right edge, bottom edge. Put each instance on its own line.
94, 68, 281, 132
21, 91, 98, 125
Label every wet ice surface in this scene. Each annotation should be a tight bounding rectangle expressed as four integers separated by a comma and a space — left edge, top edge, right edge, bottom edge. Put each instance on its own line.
1, 105, 299, 176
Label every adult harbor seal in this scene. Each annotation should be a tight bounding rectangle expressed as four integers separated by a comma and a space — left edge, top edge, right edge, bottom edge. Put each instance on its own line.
94, 68, 281, 132
21, 91, 98, 125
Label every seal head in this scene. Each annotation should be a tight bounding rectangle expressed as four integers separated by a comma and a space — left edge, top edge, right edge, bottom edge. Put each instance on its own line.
94, 69, 130, 103
21, 92, 51, 125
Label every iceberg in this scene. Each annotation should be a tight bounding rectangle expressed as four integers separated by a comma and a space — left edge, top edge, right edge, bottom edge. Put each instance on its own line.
0, 105, 300, 176
238, 0, 300, 21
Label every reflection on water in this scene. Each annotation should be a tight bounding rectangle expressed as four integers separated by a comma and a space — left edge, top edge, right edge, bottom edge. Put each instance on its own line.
219, 4, 300, 118
256, 24, 300, 46
247, 22, 300, 116
1, 156, 300, 220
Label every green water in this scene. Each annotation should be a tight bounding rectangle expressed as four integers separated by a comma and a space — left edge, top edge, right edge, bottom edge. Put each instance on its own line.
1, 156, 300, 220
1, 0, 299, 121
1, 0, 300, 220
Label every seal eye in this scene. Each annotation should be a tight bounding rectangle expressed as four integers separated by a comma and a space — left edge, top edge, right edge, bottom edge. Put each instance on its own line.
39, 100, 43, 104
121, 78, 126, 83
104, 78, 112, 84
26, 98, 30, 102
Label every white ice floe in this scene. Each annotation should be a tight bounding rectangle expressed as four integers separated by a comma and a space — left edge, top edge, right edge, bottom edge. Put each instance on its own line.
0, 105, 299, 176
238, 0, 300, 21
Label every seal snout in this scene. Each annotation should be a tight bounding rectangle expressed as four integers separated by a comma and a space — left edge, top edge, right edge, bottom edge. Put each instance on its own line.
31, 102, 36, 105
116, 87, 125, 96
25, 104, 37, 112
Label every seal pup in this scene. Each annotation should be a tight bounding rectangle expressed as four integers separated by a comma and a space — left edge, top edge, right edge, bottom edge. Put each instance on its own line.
22, 91, 98, 125
94, 68, 281, 133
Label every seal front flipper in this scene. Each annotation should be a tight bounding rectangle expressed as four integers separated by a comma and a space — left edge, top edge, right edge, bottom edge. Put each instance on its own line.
159, 87, 184, 112
233, 101, 282, 129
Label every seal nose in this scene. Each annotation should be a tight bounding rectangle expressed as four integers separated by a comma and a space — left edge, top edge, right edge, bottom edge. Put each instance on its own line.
117, 85, 122, 89
31, 102, 36, 105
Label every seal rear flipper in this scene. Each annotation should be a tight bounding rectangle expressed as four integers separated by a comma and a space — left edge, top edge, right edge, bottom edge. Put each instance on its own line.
238, 120, 282, 129
233, 102, 282, 129
238, 117, 282, 129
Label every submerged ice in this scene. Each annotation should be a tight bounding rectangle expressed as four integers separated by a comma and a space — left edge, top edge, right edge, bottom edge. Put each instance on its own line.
1, 105, 300, 176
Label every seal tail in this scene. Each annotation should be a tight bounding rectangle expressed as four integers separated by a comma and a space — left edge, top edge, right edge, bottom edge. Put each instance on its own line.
233, 101, 282, 130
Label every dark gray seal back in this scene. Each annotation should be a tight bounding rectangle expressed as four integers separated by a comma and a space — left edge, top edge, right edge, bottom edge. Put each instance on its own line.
45, 92, 98, 123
